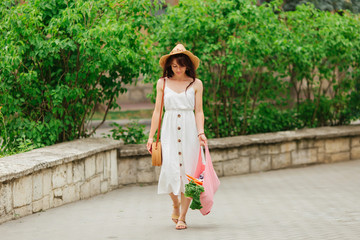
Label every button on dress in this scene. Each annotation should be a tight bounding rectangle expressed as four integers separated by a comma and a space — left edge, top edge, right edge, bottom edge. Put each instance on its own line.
158, 80, 200, 195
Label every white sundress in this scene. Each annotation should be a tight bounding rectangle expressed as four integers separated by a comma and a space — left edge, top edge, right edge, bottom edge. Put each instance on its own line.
157, 79, 200, 196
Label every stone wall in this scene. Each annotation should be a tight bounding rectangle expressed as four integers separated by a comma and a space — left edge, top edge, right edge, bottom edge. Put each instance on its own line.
117, 125, 360, 184
1, 126, 360, 224
0, 138, 121, 224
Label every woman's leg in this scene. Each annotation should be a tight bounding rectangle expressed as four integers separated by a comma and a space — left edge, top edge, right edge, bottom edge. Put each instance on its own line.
176, 193, 191, 229
169, 193, 180, 223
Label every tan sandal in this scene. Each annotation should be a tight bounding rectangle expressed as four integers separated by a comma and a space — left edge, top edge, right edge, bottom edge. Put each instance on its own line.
175, 219, 187, 230
171, 203, 180, 224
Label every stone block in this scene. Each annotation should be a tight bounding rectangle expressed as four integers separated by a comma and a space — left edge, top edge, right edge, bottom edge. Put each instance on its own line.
0, 214, 13, 225
329, 152, 350, 162
33, 172, 43, 201
250, 155, 271, 173
212, 162, 224, 177
32, 199, 43, 213
54, 188, 62, 198
314, 140, 325, 153
63, 185, 78, 203
90, 176, 101, 197
13, 175, 32, 208
351, 137, 360, 147
118, 158, 137, 185
318, 152, 326, 163
0, 183, 12, 216
238, 146, 259, 157
137, 156, 152, 171
52, 165, 67, 188
73, 161, 85, 183
228, 148, 238, 160
259, 145, 268, 155
101, 181, 109, 194
14, 205, 32, 219
66, 163, 73, 184
80, 182, 90, 200
110, 150, 118, 187
351, 147, 360, 160
291, 148, 317, 165
104, 151, 111, 179
85, 155, 96, 180
42, 195, 50, 211
210, 149, 230, 162
155, 165, 161, 182
325, 138, 350, 153
49, 191, 54, 209
52, 189, 63, 207
223, 157, 250, 176
53, 196, 63, 208
268, 144, 280, 154
137, 170, 155, 183
272, 153, 291, 169
296, 140, 315, 150
280, 142, 296, 153
43, 169, 52, 196
96, 153, 105, 174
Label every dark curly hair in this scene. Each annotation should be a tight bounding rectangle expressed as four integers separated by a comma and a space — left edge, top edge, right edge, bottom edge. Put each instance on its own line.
162, 53, 196, 92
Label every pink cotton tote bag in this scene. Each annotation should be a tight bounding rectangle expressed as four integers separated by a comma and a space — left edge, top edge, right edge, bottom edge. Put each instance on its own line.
193, 144, 220, 215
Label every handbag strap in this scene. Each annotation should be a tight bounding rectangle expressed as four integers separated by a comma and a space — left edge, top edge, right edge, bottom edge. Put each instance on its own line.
155, 78, 166, 146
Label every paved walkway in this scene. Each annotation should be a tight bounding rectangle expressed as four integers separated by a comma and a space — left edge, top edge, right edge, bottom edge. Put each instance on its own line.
1, 160, 360, 240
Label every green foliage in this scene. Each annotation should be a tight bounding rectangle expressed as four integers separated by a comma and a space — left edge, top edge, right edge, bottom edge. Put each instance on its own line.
281, 0, 360, 13
185, 180, 204, 210
247, 103, 302, 134
0, 0, 158, 153
105, 121, 147, 144
0, 107, 35, 157
150, 0, 360, 138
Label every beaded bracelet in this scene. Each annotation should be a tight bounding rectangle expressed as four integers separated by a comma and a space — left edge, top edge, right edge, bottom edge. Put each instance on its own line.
197, 133, 205, 137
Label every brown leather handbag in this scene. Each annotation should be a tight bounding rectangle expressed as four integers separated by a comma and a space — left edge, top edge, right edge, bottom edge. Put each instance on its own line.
152, 78, 165, 166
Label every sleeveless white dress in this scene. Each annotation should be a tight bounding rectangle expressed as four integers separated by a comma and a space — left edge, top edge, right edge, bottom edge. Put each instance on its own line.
158, 79, 200, 196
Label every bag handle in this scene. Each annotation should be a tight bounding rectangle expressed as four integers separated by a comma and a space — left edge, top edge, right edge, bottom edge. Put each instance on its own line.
155, 78, 166, 147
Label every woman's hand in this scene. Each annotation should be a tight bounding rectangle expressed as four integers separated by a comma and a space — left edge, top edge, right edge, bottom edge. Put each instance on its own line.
147, 139, 153, 154
198, 134, 207, 146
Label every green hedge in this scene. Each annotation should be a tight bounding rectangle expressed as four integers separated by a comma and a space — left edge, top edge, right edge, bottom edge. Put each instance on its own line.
1, 0, 360, 153
0, 0, 157, 154
151, 0, 360, 138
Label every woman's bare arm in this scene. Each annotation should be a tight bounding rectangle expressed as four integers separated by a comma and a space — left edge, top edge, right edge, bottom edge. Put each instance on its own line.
147, 78, 165, 152
194, 79, 207, 146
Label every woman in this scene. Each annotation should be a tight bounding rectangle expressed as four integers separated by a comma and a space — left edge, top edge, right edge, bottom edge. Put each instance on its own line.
147, 44, 207, 230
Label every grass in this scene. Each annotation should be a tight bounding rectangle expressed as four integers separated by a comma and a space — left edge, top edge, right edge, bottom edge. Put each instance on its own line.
91, 109, 153, 120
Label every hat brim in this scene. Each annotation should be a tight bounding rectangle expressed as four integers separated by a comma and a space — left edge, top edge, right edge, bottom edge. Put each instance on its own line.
159, 50, 200, 70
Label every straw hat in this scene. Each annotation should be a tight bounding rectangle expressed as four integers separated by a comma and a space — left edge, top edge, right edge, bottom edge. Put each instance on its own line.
159, 44, 200, 70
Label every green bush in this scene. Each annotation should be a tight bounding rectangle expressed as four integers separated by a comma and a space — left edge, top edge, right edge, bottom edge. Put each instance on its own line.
105, 121, 147, 144
0, 106, 35, 157
150, 0, 360, 138
0, 0, 157, 154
